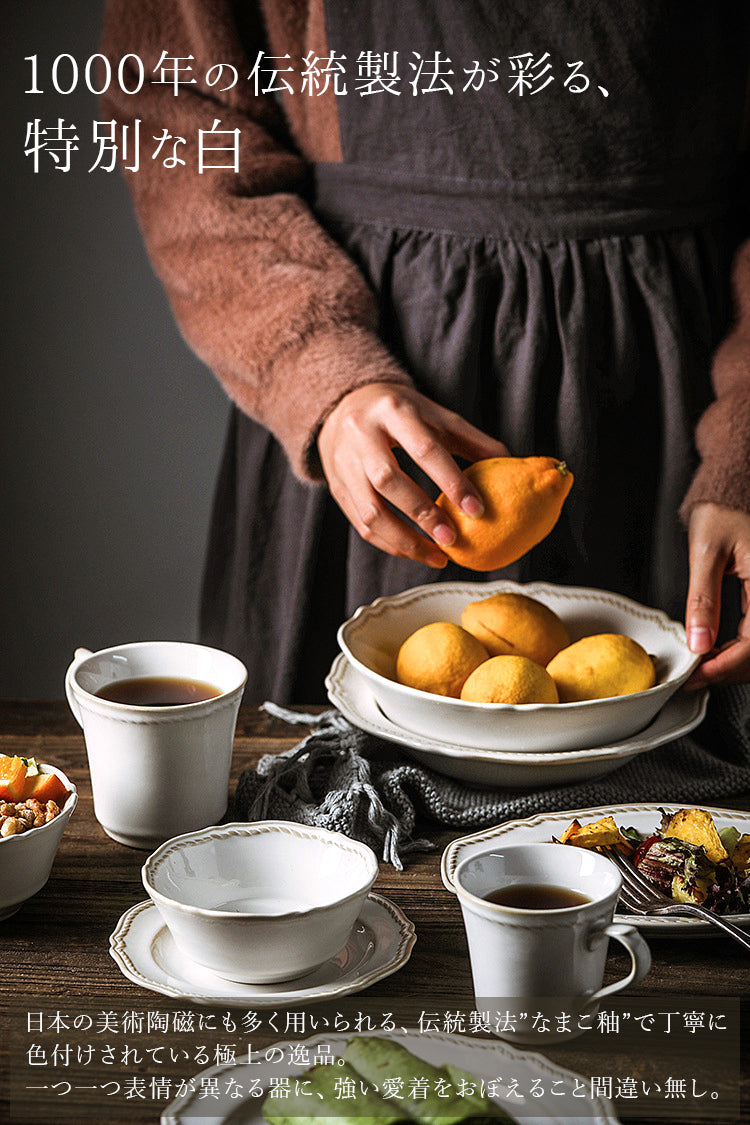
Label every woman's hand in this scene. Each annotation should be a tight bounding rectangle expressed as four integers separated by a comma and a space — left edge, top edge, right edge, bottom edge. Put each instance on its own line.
317, 382, 508, 567
684, 502, 750, 688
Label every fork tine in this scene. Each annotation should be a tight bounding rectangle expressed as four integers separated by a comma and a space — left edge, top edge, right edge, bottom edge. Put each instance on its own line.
606, 848, 666, 897
615, 879, 644, 902
617, 885, 650, 912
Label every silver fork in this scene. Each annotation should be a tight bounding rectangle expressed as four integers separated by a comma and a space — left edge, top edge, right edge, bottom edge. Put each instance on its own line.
606, 848, 750, 952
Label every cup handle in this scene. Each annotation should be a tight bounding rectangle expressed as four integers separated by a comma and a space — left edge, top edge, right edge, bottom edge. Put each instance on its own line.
584, 922, 652, 1006
65, 648, 93, 728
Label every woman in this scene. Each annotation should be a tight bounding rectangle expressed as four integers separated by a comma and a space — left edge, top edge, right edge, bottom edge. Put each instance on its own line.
101, 1, 750, 702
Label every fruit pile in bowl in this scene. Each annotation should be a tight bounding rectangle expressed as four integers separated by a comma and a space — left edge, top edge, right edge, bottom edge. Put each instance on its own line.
397, 590, 657, 704
0, 756, 77, 920
337, 580, 700, 752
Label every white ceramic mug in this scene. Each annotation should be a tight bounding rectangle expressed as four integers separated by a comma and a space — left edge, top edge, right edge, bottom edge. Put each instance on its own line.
452, 841, 651, 1042
65, 642, 247, 849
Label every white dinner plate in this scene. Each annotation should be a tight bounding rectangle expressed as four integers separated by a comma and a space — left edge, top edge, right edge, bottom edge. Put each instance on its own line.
160, 1029, 620, 1124
109, 893, 415, 1006
441, 803, 750, 936
326, 653, 708, 788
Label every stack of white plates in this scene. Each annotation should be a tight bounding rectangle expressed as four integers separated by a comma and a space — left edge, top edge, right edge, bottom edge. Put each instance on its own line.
326, 651, 706, 788
326, 580, 707, 788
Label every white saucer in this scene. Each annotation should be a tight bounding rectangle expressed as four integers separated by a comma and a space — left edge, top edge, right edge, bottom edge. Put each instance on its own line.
109, 892, 415, 1007
326, 653, 708, 788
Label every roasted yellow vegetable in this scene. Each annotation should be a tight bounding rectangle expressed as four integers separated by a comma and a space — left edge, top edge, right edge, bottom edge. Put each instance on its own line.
558, 815, 632, 853
663, 808, 728, 865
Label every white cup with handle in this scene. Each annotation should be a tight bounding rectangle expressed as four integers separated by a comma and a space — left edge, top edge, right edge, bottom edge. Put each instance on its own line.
65, 641, 247, 849
452, 841, 651, 1042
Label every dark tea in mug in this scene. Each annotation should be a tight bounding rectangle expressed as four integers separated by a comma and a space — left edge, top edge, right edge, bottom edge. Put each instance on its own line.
95, 676, 223, 706
484, 883, 591, 909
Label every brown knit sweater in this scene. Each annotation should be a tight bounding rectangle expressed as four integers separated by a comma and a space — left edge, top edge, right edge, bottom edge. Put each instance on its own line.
100, 0, 750, 517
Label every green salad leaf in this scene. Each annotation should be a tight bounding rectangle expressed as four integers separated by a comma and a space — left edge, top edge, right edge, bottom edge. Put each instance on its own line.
262, 1038, 513, 1125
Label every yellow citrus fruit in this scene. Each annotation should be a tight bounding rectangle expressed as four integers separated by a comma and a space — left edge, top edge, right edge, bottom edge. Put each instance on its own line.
460, 655, 559, 704
435, 456, 573, 571
395, 622, 489, 697
546, 633, 656, 702
461, 591, 570, 665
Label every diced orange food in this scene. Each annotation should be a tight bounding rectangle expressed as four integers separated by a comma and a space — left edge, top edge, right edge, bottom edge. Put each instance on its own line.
0, 756, 69, 806
0, 756, 28, 801
23, 771, 69, 805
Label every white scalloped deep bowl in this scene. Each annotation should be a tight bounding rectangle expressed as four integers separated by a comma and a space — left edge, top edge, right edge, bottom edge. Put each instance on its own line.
0, 764, 78, 921
337, 580, 700, 753
142, 822, 379, 984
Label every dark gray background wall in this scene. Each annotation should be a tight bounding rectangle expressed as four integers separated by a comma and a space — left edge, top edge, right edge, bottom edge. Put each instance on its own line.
2, 2, 231, 697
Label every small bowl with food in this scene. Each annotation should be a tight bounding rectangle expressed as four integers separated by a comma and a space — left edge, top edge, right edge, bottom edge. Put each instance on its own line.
0, 756, 78, 920
337, 580, 700, 753
142, 821, 379, 984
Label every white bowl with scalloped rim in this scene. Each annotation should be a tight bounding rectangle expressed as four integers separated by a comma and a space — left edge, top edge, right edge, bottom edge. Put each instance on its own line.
337, 581, 700, 753
142, 821, 379, 984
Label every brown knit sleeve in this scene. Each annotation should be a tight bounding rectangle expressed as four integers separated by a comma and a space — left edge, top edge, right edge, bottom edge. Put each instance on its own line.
679, 238, 750, 522
99, 0, 411, 480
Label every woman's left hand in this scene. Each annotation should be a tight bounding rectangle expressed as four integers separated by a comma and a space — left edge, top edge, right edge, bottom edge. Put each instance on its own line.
684, 502, 750, 688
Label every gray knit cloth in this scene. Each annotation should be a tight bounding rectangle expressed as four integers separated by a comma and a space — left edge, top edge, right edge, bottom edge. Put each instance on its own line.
233, 685, 750, 870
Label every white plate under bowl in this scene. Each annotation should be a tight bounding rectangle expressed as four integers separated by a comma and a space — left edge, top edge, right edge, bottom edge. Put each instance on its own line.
161, 1029, 620, 1125
338, 580, 699, 752
326, 652, 708, 788
441, 804, 750, 936
109, 893, 415, 1007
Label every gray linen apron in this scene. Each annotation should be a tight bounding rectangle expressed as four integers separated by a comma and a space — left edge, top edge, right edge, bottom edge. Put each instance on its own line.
201, 3, 750, 703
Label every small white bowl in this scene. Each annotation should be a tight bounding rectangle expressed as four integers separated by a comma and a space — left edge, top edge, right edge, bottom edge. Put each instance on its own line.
0, 764, 78, 921
338, 580, 700, 753
142, 822, 379, 984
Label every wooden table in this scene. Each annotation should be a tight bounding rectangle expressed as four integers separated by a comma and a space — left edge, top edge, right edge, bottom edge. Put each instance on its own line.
0, 701, 747, 1124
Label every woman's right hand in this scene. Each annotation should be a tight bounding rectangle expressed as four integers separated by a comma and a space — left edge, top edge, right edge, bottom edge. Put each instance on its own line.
317, 382, 509, 567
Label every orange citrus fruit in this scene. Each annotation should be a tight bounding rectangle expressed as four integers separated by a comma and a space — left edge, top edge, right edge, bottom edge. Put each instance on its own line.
546, 633, 656, 702
461, 591, 570, 665
436, 456, 573, 571
460, 655, 559, 704
395, 622, 489, 697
